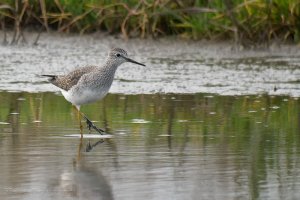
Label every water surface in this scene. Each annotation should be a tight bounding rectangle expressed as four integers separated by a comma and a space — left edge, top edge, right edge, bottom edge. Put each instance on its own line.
0, 33, 300, 96
0, 92, 300, 200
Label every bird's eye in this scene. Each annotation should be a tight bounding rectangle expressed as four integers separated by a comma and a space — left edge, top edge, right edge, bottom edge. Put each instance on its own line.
116, 53, 121, 57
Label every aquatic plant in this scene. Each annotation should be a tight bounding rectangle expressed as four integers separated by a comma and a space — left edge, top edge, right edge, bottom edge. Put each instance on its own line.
0, 0, 299, 45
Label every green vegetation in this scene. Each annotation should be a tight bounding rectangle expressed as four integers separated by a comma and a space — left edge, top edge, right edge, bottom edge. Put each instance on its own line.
0, 0, 299, 44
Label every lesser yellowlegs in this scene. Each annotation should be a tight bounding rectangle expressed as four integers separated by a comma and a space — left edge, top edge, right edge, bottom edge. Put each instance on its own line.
43, 48, 145, 134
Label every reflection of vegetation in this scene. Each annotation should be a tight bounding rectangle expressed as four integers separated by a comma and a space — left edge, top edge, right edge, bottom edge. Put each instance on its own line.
0, 1, 299, 44
0, 92, 299, 142
0, 92, 300, 198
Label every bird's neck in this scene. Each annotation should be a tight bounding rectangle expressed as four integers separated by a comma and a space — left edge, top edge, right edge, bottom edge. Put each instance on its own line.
100, 58, 119, 72
95, 60, 119, 82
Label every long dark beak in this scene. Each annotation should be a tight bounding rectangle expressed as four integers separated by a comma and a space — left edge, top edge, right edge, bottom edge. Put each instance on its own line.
124, 56, 146, 66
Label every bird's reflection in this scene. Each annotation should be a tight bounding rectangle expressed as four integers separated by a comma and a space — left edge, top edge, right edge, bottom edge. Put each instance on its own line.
85, 139, 105, 152
51, 138, 114, 200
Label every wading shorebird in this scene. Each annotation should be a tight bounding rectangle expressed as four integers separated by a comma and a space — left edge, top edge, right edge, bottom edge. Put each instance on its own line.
43, 48, 145, 135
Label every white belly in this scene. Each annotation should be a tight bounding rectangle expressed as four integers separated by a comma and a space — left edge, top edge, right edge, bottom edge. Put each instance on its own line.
61, 87, 109, 106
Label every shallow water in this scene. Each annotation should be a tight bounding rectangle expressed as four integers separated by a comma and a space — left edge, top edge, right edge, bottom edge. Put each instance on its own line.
0, 92, 300, 200
0, 33, 300, 96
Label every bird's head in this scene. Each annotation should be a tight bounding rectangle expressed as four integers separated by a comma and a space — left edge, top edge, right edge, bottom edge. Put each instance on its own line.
108, 48, 145, 67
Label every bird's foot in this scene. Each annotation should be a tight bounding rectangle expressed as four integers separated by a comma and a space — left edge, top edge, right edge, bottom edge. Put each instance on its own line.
84, 116, 105, 135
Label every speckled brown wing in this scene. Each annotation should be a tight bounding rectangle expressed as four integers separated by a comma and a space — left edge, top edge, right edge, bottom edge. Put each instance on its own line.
43, 66, 97, 91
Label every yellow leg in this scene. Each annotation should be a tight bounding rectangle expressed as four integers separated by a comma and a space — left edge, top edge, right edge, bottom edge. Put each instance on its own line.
73, 105, 104, 135
73, 105, 83, 138
77, 109, 83, 137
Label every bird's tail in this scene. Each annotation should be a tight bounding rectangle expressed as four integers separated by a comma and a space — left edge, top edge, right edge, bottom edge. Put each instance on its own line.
41, 74, 57, 81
